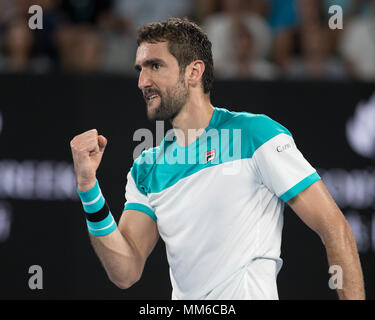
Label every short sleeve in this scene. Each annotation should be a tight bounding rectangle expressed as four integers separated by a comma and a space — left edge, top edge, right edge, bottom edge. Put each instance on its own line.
252, 122, 321, 202
123, 171, 157, 221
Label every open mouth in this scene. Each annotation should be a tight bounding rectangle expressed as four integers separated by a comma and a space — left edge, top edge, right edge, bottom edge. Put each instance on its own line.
147, 94, 159, 101
144, 89, 160, 102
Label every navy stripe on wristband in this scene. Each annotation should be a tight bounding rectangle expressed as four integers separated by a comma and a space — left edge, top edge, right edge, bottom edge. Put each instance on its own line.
85, 201, 110, 222
86, 211, 116, 236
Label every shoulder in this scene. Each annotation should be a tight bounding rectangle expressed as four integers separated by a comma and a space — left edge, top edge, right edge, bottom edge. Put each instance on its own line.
216, 107, 290, 135
216, 108, 292, 155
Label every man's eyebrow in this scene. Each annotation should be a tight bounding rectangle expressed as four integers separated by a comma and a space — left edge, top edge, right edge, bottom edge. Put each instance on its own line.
134, 58, 165, 71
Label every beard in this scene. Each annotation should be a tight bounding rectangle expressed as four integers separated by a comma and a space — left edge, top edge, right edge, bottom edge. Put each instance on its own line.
146, 76, 189, 122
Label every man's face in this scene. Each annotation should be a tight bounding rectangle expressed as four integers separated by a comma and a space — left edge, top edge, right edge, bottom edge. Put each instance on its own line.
135, 41, 189, 121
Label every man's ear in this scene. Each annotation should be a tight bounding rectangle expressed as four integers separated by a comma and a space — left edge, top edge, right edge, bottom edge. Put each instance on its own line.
186, 60, 205, 88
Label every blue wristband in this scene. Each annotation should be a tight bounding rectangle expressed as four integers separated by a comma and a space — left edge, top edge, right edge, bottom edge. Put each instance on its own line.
77, 181, 117, 236
77, 181, 105, 213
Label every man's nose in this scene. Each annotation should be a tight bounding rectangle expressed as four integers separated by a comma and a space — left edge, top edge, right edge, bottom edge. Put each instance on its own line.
138, 70, 152, 90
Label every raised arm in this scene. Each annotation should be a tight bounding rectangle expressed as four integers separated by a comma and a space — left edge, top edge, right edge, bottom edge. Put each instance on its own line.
287, 180, 365, 299
70, 129, 159, 289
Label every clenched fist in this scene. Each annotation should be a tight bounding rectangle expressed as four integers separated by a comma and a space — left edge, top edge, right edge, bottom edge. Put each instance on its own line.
70, 129, 107, 191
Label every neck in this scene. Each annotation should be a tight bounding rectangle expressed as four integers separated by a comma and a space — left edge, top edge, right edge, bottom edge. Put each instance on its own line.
171, 93, 214, 146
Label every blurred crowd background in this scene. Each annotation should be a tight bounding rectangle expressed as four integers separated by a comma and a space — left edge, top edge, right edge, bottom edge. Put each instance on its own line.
0, 0, 374, 81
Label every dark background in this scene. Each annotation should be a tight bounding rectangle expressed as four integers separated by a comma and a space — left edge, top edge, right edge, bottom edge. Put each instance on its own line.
0, 74, 374, 299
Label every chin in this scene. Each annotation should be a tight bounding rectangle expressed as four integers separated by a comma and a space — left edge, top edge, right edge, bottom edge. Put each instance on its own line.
147, 106, 160, 121
146, 102, 181, 122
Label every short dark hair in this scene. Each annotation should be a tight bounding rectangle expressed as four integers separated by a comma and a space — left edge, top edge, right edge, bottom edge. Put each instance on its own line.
137, 17, 214, 94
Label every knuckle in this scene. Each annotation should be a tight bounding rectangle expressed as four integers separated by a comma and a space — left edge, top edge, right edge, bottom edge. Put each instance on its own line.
88, 129, 98, 136
71, 130, 99, 153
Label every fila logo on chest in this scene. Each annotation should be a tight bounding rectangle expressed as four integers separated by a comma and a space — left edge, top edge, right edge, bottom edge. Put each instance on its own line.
205, 149, 216, 163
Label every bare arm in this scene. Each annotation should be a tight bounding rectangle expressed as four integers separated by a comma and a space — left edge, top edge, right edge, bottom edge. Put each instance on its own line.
70, 129, 159, 289
287, 180, 365, 299
89, 210, 159, 289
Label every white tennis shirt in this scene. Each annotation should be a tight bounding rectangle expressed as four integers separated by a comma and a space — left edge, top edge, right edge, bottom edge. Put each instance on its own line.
124, 107, 320, 299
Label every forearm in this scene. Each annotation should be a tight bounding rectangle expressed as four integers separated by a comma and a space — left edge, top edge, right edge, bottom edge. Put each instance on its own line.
71, 132, 145, 288
77, 179, 143, 289
89, 228, 144, 289
323, 220, 365, 299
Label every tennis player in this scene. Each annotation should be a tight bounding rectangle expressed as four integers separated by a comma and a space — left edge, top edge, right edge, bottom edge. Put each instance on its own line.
70, 18, 365, 300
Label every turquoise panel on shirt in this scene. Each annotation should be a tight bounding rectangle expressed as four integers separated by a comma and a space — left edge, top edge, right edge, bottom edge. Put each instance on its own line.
131, 107, 292, 195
